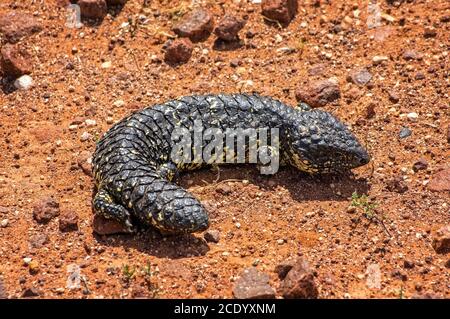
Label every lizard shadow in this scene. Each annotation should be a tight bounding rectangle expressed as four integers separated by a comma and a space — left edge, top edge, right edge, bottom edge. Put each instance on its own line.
94, 164, 370, 259
94, 229, 210, 259
180, 164, 371, 203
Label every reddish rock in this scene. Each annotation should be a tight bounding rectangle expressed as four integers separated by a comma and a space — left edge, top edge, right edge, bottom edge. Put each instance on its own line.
388, 90, 400, 103
78, 0, 108, 20
22, 286, 40, 298
412, 158, 428, 172
386, 176, 408, 193
32, 197, 60, 224
164, 38, 193, 65
347, 68, 372, 86
59, 210, 79, 232
233, 267, 275, 299
402, 50, 423, 61
77, 151, 93, 177
428, 168, 450, 192
0, 44, 32, 78
274, 258, 295, 279
214, 15, 246, 41
172, 8, 214, 42
280, 258, 318, 299
204, 229, 220, 243
93, 214, 132, 235
29, 233, 49, 249
295, 78, 340, 108
215, 184, 232, 195
262, 0, 298, 26
432, 225, 450, 254
0, 12, 42, 43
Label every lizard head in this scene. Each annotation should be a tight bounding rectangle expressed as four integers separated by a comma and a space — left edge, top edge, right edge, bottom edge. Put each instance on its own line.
285, 108, 370, 174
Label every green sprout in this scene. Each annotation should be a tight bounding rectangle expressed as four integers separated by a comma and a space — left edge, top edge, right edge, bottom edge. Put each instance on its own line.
122, 264, 136, 282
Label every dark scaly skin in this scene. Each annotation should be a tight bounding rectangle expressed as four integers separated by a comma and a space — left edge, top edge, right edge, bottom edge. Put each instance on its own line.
92, 94, 370, 234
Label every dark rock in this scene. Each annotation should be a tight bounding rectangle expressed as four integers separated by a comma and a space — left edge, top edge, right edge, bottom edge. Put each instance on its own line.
347, 68, 372, 86
445, 259, 450, 268
402, 50, 423, 60
215, 184, 232, 195
33, 197, 60, 224
428, 168, 450, 192
78, 0, 108, 20
412, 158, 428, 172
29, 233, 49, 249
22, 287, 40, 298
280, 258, 318, 299
432, 225, 450, 254
164, 38, 193, 65
214, 15, 246, 41
423, 27, 437, 38
414, 72, 425, 80
388, 91, 400, 103
261, 0, 298, 26
391, 269, 408, 281
172, 8, 214, 42
447, 125, 450, 144
93, 214, 133, 235
386, 176, 408, 193
403, 259, 415, 269
0, 44, 32, 78
274, 258, 295, 279
365, 102, 376, 119
399, 127, 412, 139
59, 210, 79, 232
204, 229, 220, 243
295, 78, 340, 108
0, 12, 42, 43
232, 267, 275, 299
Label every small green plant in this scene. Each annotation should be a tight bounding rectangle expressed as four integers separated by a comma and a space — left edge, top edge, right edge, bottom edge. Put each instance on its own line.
398, 286, 404, 299
351, 192, 377, 219
141, 262, 159, 297
122, 264, 136, 282
350, 192, 391, 237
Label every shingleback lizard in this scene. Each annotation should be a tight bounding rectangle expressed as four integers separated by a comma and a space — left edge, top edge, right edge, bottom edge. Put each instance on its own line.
92, 94, 370, 234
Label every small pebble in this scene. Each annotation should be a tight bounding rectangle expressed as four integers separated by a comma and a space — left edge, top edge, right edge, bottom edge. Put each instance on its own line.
14, 75, 33, 90
85, 119, 97, 127
0, 219, 8, 228
101, 61, 112, 69
399, 127, 412, 139
80, 132, 92, 142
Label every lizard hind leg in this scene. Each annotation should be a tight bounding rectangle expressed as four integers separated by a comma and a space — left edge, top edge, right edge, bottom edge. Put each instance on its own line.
93, 187, 135, 232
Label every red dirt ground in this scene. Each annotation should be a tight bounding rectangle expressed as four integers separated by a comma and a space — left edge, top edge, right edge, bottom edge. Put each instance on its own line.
0, 0, 448, 298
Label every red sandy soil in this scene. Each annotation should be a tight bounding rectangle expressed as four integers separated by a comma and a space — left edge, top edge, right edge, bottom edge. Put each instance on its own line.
0, 0, 448, 298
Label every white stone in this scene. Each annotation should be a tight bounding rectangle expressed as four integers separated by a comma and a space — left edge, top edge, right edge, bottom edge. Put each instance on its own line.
372, 55, 389, 64
0, 219, 8, 228
101, 61, 112, 69
80, 131, 92, 142
407, 112, 418, 120
85, 119, 97, 127
14, 75, 33, 90
113, 99, 125, 108
23, 257, 32, 265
